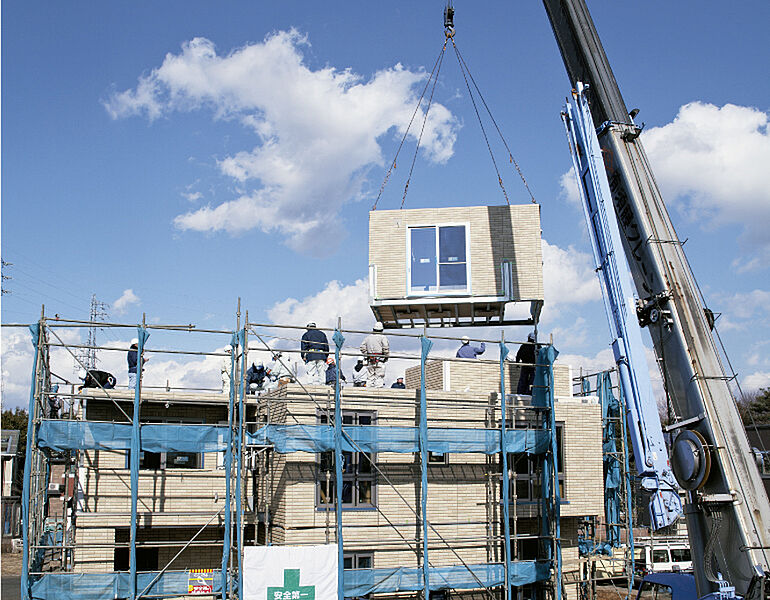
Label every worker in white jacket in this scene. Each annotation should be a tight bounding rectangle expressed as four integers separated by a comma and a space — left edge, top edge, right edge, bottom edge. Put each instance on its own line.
359, 322, 389, 388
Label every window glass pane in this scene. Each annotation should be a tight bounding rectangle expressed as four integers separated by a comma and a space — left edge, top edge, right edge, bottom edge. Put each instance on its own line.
410, 228, 437, 291
671, 548, 690, 561
438, 264, 467, 290
358, 480, 372, 504
167, 452, 198, 469
342, 481, 353, 504
357, 556, 372, 569
637, 583, 655, 600
342, 452, 354, 474
652, 549, 669, 562
359, 454, 373, 474
343, 557, 353, 569
656, 586, 673, 600
515, 479, 529, 500
358, 414, 372, 426
438, 226, 466, 263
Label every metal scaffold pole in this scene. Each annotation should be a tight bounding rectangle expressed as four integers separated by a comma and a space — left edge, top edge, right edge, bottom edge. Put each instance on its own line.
419, 334, 433, 598
129, 321, 148, 600
21, 320, 43, 600
333, 319, 345, 600
222, 330, 238, 600
499, 334, 512, 600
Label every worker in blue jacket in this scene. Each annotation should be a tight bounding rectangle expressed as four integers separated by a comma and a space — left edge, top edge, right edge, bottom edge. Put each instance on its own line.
301, 322, 329, 385
456, 336, 485, 359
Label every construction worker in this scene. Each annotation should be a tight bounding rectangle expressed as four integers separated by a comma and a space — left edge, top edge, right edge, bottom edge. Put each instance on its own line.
352, 359, 367, 387
325, 356, 346, 387
221, 347, 232, 393
515, 332, 537, 395
456, 336, 485, 359
301, 322, 329, 385
359, 322, 389, 388
127, 338, 147, 390
391, 377, 405, 389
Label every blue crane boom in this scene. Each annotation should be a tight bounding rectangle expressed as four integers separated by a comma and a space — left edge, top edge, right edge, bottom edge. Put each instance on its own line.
561, 82, 681, 531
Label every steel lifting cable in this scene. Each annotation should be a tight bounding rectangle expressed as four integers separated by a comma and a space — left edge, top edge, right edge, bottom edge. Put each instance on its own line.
372, 40, 448, 211
451, 39, 537, 204
400, 43, 447, 210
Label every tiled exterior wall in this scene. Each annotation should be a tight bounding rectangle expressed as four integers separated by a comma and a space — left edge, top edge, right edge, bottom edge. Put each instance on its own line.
259, 383, 602, 590
369, 205, 544, 301
405, 360, 572, 398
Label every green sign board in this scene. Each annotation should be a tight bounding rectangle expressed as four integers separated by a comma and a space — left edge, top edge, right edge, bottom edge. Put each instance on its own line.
267, 569, 316, 600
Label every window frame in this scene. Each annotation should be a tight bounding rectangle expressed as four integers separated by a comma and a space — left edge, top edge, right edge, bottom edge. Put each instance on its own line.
406, 223, 471, 297
316, 410, 377, 510
128, 418, 204, 471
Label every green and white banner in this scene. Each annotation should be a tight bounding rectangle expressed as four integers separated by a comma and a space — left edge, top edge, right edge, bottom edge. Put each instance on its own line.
243, 544, 338, 600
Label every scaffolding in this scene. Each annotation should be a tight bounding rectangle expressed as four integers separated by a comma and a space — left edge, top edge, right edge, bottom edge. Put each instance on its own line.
570, 369, 634, 599
12, 309, 565, 600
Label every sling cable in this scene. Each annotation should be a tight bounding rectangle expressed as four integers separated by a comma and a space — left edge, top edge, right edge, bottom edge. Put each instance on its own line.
372, 2, 536, 211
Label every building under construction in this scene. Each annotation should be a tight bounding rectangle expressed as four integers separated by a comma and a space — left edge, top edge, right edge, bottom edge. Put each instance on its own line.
11, 310, 639, 600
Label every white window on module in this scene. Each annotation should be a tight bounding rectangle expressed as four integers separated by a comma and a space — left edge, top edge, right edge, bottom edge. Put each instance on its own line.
407, 224, 470, 295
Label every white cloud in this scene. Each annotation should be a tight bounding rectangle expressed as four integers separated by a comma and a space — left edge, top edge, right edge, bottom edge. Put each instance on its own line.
112, 289, 140, 314
106, 31, 459, 253
1, 327, 84, 409
710, 289, 770, 332
558, 166, 580, 207
267, 277, 373, 332
541, 239, 601, 308
743, 372, 770, 392
643, 102, 770, 268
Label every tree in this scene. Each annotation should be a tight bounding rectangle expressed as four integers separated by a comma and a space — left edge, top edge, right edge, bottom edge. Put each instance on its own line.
739, 388, 770, 426
1, 407, 28, 495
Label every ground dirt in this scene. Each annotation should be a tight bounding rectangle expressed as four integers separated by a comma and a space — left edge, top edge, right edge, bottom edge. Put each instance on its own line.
0, 554, 22, 577
596, 583, 632, 600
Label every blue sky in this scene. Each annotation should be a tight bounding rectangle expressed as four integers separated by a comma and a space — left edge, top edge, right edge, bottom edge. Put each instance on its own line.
2, 1, 769, 408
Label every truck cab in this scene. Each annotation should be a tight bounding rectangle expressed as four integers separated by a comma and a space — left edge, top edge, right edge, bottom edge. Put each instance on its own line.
637, 573, 697, 600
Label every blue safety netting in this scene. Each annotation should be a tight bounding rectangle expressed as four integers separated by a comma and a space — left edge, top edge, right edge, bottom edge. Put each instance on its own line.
246, 424, 550, 455
599, 371, 622, 549
36, 421, 228, 453
343, 561, 550, 596
27, 563, 547, 599
29, 569, 223, 599
38, 421, 550, 456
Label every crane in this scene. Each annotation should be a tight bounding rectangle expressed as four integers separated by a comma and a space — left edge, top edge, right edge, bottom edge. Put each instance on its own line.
541, 0, 770, 598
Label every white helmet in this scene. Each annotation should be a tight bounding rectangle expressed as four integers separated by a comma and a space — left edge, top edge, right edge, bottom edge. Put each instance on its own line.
130, 338, 139, 346
461, 336, 470, 344
373, 322, 384, 332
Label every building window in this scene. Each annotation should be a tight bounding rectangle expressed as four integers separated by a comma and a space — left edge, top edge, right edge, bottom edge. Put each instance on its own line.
128, 419, 203, 470
408, 225, 469, 295
344, 553, 373, 600
509, 423, 564, 501
317, 411, 376, 509
428, 452, 448, 464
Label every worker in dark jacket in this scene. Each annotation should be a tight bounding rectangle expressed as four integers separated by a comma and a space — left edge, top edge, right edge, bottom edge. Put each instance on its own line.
456, 336, 485, 359
515, 332, 537, 395
301, 322, 329, 385
246, 363, 267, 394
391, 377, 406, 389
325, 356, 345, 387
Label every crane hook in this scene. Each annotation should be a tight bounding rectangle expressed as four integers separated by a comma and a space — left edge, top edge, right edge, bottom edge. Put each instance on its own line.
444, 1, 455, 38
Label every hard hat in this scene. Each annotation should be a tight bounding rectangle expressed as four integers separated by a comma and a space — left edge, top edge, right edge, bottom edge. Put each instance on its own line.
373, 322, 384, 332
307, 322, 316, 328
461, 336, 470, 344
224, 347, 232, 354
326, 356, 335, 365
130, 338, 139, 346
527, 332, 536, 342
